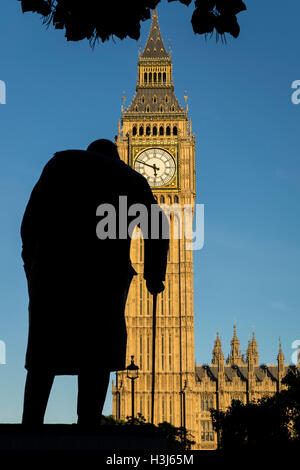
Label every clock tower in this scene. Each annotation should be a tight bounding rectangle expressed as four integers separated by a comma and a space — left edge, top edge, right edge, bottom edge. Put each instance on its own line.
113, 8, 196, 436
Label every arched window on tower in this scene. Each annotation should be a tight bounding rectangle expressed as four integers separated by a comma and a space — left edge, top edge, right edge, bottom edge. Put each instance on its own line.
153, 72, 157, 83
173, 126, 178, 135
140, 235, 143, 261
144, 72, 147, 84
153, 125, 157, 136
139, 126, 144, 136
163, 72, 166, 84
132, 126, 137, 136
160, 195, 165, 204
147, 289, 150, 315
139, 279, 143, 315
146, 105, 150, 113
149, 72, 152, 83
139, 335, 143, 371
166, 126, 171, 136
165, 96, 169, 103
158, 72, 161, 83
140, 396, 143, 416
147, 335, 150, 370
160, 105, 163, 112
174, 195, 179, 204
159, 126, 164, 136
161, 334, 165, 370
153, 95, 157, 104
146, 125, 151, 135
141, 95, 145, 103
168, 334, 172, 369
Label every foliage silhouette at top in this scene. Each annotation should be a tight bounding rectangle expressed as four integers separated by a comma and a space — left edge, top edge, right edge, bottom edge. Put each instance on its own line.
18, 0, 247, 46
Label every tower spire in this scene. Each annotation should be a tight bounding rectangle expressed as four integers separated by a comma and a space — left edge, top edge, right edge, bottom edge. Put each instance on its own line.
141, 8, 170, 59
124, 8, 186, 117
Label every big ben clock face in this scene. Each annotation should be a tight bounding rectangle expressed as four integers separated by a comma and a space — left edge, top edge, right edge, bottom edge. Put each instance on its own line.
134, 148, 176, 188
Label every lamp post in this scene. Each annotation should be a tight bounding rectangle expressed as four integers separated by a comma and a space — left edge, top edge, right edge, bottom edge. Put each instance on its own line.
115, 376, 123, 421
126, 355, 139, 423
181, 379, 187, 447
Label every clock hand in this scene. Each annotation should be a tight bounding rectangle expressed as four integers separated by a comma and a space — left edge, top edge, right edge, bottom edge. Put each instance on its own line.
136, 159, 160, 174
152, 163, 159, 177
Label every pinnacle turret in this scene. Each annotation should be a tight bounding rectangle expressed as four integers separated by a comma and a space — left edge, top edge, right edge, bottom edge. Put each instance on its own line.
247, 331, 259, 366
212, 331, 224, 365
227, 324, 243, 366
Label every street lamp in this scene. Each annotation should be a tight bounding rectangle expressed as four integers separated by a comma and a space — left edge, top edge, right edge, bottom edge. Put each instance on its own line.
115, 377, 123, 421
126, 355, 139, 423
180, 380, 187, 447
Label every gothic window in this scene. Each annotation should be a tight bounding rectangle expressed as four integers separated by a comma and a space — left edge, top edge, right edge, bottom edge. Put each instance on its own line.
161, 334, 165, 370
147, 395, 150, 421
139, 279, 143, 314
140, 280, 143, 315
159, 126, 164, 136
201, 422, 214, 442
168, 334, 172, 369
141, 95, 145, 103
139, 335, 143, 370
153, 72, 157, 83
163, 72, 166, 83
135, 105, 138, 111
153, 125, 157, 136
144, 72, 147, 84
147, 335, 150, 370
146, 125, 151, 135
201, 397, 214, 411
174, 195, 179, 203
166, 126, 171, 136
147, 289, 150, 315
168, 195, 172, 205
171, 105, 175, 112
153, 95, 157, 104
149, 72, 152, 83
165, 96, 169, 103
173, 126, 178, 135
139, 125, 144, 136
160, 105, 163, 112
160, 195, 165, 203
158, 72, 161, 83
146, 105, 150, 113
132, 126, 137, 136
140, 395, 143, 415
140, 235, 143, 261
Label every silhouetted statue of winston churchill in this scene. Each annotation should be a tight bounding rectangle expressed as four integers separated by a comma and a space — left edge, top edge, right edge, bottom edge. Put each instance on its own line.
21, 139, 169, 426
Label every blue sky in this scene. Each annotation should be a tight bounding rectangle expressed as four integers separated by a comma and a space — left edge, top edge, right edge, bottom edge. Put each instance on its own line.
0, 1, 299, 423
